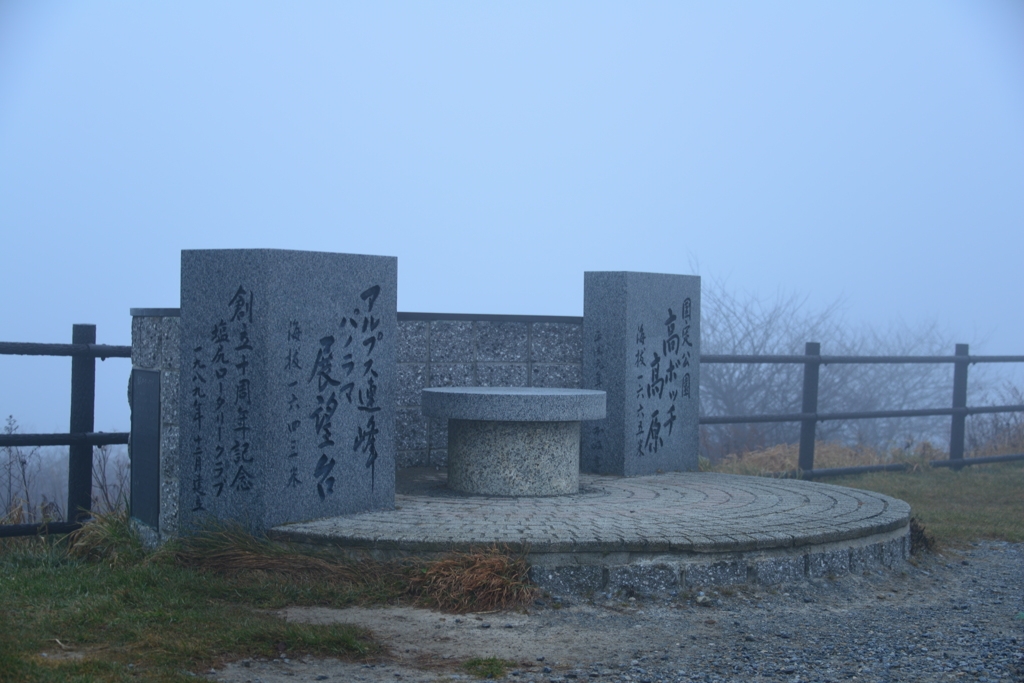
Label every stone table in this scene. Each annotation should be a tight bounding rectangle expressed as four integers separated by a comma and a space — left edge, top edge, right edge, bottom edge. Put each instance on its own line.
421, 387, 606, 496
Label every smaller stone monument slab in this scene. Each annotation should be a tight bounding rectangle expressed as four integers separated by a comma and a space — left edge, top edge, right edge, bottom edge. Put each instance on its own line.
581, 271, 700, 476
178, 249, 396, 532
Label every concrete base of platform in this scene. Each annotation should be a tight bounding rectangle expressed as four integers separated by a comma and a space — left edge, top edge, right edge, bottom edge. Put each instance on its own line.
270, 469, 911, 595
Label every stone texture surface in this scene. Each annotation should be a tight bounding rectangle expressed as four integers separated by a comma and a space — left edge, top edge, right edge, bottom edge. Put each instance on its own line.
160, 316, 180, 369
132, 312, 182, 543
475, 321, 529, 362
531, 322, 583, 363
446, 419, 580, 496
882, 535, 908, 566
273, 471, 912, 594
428, 363, 474, 388
393, 317, 585, 468
685, 560, 748, 588
582, 271, 701, 476
429, 448, 448, 468
807, 548, 851, 578
528, 565, 605, 596
160, 369, 178, 427
429, 321, 474, 362
751, 555, 806, 585
395, 408, 428, 450
422, 387, 606, 422
396, 364, 426, 407
531, 363, 582, 388
132, 316, 160, 368
177, 249, 397, 533
476, 363, 528, 387
159, 423, 179, 536
428, 417, 449, 449
608, 563, 679, 596
397, 321, 428, 363
850, 542, 883, 573
396, 449, 429, 468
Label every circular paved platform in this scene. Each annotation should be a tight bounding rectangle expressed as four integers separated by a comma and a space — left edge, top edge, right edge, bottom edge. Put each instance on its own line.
270, 469, 911, 595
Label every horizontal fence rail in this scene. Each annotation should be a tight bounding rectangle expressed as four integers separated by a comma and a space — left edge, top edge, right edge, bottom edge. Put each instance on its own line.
1, 325, 131, 536
5, 325, 1023, 537
700, 342, 1024, 478
0, 342, 131, 359
0, 432, 129, 447
701, 404, 1024, 425
702, 354, 1024, 364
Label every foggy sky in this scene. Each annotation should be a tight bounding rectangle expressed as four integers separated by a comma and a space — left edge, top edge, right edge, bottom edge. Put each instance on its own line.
2, 2, 1023, 434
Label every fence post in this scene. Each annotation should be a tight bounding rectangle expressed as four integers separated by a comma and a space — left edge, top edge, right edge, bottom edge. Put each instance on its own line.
67, 324, 96, 522
798, 341, 821, 477
948, 343, 969, 470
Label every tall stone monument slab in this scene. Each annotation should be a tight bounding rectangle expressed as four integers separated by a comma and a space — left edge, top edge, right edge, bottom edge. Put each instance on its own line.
178, 249, 396, 532
581, 272, 700, 476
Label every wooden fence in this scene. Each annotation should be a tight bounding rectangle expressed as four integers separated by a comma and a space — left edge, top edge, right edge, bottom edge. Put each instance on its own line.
701, 342, 1024, 478
0, 324, 130, 536
2, 327, 1023, 536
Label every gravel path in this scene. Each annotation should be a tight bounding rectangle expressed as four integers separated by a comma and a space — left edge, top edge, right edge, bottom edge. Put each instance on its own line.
206, 541, 1024, 683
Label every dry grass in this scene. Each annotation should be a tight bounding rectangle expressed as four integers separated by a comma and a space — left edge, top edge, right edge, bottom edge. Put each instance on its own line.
709, 441, 945, 476
65, 505, 148, 566
2, 516, 538, 681
408, 545, 537, 613
164, 520, 537, 614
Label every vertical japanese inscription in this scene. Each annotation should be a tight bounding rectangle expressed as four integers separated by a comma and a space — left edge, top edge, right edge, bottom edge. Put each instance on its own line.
227, 287, 256, 494
353, 285, 384, 489
635, 323, 647, 458
635, 298, 693, 457
191, 285, 257, 511
180, 249, 396, 530
284, 320, 303, 490
305, 284, 385, 501
190, 343, 207, 511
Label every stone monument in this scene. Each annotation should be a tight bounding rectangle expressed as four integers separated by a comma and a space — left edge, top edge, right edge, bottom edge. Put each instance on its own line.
178, 249, 396, 532
581, 271, 700, 476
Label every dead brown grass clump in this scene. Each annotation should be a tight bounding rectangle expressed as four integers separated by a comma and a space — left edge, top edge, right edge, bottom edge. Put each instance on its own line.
65, 506, 148, 566
408, 545, 537, 614
166, 520, 397, 585
166, 522, 537, 613
909, 516, 935, 555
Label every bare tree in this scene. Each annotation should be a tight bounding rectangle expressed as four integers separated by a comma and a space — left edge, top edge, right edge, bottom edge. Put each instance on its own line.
699, 280, 990, 460
92, 444, 129, 513
2, 415, 41, 522
2, 416, 130, 523
965, 384, 1024, 456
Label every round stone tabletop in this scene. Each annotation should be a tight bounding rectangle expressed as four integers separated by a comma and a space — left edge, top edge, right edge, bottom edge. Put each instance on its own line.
421, 387, 606, 422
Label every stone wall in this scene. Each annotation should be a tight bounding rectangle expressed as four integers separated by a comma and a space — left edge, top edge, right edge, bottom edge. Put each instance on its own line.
131, 310, 583, 533
130, 308, 181, 541
395, 313, 583, 468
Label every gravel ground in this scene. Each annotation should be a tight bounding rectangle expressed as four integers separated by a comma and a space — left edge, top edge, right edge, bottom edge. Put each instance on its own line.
205, 541, 1024, 683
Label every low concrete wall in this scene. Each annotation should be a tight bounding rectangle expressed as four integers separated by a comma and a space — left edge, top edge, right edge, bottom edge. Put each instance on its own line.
130, 308, 181, 542
130, 311, 584, 514
396, 313, 583, 468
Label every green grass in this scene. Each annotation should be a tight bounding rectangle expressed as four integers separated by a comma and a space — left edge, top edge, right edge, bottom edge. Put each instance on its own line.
1, 536, 380, 682
0, 511, 536, 683
831, 461, 1024, 545
709, 442, 1024, 546
462, 656, 518, 679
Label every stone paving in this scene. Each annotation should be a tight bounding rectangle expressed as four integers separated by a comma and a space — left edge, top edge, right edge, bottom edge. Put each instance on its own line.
270, 469, 911, 594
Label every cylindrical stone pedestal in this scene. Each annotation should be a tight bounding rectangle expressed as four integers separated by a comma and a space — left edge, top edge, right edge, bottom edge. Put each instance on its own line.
421, 387, 606, 497
447, 419, 580, 496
